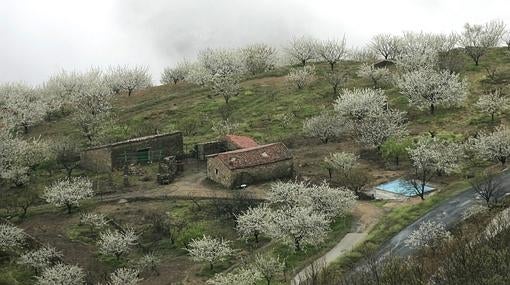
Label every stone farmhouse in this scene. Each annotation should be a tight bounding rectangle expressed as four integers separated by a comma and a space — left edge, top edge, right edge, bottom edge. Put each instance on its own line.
80, 132, 183, 172
206, 135, 293, 188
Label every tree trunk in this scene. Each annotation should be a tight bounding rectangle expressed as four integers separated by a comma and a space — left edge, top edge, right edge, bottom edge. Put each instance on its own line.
328, 169, 332, 180
66, 167, 73, 179
128, 89, 133, 96
254, 232, 259, 243
294, 238, 301, 251
210, 263, 214, 270
301, 59, 306, 66
66, 204, 73, 214
430, 103, 435, 114
330, 62, 335, 71
23, 124, 29, 134
491, 112, 495, 122
395, 156, 399, 166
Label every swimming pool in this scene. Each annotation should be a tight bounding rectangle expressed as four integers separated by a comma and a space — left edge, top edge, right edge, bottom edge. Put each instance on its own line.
375, 179, 434, 197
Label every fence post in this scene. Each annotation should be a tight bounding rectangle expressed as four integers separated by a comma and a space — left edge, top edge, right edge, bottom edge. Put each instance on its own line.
123, 152, 129, 187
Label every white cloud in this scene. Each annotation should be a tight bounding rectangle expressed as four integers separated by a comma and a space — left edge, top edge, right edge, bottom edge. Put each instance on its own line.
0, 0, 509, 84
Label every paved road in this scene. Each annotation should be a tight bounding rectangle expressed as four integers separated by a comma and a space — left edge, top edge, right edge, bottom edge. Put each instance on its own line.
377, 170, 510, 257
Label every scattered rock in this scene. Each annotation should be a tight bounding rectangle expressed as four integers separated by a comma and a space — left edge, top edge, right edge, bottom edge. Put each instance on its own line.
118, 199, 128, 204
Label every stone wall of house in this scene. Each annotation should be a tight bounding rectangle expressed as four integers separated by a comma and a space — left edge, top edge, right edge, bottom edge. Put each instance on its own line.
207, 158, 293, 188
206, 157, 233, 187
110, 132, 183, 169
80, 147, 112, 173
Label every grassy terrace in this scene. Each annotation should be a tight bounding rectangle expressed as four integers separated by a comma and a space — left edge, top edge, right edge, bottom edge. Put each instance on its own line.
4, 48, 510, 284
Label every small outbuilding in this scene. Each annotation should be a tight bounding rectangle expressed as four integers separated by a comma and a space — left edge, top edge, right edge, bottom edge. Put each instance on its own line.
224, 134, 259, 150
206, 142, 293, 188
80, 132, 183, 172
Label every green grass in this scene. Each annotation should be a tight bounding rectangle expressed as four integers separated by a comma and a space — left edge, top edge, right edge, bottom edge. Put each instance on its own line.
9, 47, 510, 283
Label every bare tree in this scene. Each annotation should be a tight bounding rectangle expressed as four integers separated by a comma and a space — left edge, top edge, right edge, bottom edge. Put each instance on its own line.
285, 36, 317, 66
369, 34, 401, 60
470, 170, 503, 208
325, 70, 347, 96
316, 37, 347, 70
460, 20, 506, 66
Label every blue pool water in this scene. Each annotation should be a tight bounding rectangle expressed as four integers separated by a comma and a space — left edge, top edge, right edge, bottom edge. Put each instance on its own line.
376, 179, 434, 197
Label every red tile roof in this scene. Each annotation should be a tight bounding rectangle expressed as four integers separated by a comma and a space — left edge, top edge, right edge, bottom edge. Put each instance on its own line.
224, 135, 258, 149
214, 143, 292, 170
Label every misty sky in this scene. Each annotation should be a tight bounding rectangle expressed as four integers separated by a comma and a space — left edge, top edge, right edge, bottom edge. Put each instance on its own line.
1, 0, 509, 85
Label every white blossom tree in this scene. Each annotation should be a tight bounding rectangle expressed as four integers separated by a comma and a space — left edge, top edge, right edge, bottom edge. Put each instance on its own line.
207, 267, 261, 285
357, 63, 392, 88
407, 137, 462, 199
334, 88, 387, 121
43, 70, 83, 115
460, 20, 506, 65
185, 62, 212, 86
267, 181, 356, 219
36, 263, 85, 285
369, 34, 402, 60
349, 47, 379, 63
0, 134, 51, 187
470, 125, 510, 166
475, 90, 509, 121
134, 253, 160, 276
302, 112, 345, 144
316, 38, 347, 70
236, 204, 271, 243
286, 65, 316, 90
80, 212, 108, 229
42, 177, 94, 214
116, 65, 152, 96
98, 228, 138, 260
354, 109, 407, 150
71, 69, 114, 142
0, 82, 48, 133
405, 220, 451, 249
285, 36, 317, 66
161, 60, 189, 85
253, 253, 284, 285
0, 223, 26, 253
198, 48, 245, 104
18, 246, 62, 273
187, 235, 234, 270
323, 152, 358, 180
107, 268, 142, 285
396, 67, 468, 114
240, 43, 277, 75
266, 206, 329, 251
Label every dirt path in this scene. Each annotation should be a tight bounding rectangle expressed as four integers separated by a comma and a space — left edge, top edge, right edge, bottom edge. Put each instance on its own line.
96, 170, 268, 203
291, 202, 382, 285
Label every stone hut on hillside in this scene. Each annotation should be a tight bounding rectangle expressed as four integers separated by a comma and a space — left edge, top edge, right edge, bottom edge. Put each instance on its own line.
374, 60, 395, 69
80, 132, 183, 172
206, 142, 293, 189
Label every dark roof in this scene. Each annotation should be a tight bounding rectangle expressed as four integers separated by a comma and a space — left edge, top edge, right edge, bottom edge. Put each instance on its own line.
373, 60, 395, 68
213, 143, 292, 170
224, 135, 258, 149
85, 132, 182, 151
